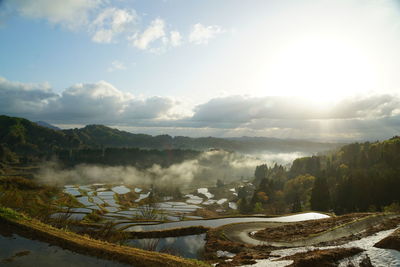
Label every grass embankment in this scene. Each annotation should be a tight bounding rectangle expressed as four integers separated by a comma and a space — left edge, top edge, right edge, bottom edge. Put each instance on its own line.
0, 207, 209, 267
253, 213, 370, 242
119, 226, 210, 239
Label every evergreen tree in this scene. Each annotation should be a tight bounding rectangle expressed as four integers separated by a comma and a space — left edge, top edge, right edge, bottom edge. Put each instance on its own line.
311, 176, 331, 211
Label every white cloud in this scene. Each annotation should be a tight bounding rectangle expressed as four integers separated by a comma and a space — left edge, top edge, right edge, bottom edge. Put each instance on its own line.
3, 1, 189, 51
107, 60, 126, 72
0, 77, 178, 124
7, 0, 100, 29
4, 76, 400, 141
132, 18, 166, 50
189, 23, 223, 45
169, 31, 182, 47
190, 95, 400, 124
91, 7, 137, 43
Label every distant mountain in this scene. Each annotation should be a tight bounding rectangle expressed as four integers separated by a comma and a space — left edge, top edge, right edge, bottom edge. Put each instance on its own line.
63, 124, 341, 153
0, 115, 342, 163
35, 121, 61, 130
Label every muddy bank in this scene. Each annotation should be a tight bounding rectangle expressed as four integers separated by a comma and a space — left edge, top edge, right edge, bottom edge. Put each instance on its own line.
254, 213, 370, 242
282, 247, 364, 267
374, 228, 400, 251
221, 213, 397, 247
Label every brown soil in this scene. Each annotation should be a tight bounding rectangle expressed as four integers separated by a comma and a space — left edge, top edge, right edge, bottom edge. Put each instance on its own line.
319, 215, 400, 246
193, 208, 219, 218
205, 225, 277, 266
254, 213, 370, 242
281, 247, 364, 267
374, 228, 400, 251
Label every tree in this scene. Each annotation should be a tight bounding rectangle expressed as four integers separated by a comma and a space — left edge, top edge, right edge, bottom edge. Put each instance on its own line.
254, 164, 268, 185
238, 197, 251, 214
310, 176, 331, 211
253, 202, 264, 213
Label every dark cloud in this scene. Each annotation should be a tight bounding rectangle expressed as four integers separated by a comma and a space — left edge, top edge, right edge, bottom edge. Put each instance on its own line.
0, 77, 57, 118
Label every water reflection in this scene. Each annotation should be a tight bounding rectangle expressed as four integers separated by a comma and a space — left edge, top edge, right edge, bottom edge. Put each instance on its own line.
0, 233, 129, 267
126, 212, 330, 231
127, 234, 206, 259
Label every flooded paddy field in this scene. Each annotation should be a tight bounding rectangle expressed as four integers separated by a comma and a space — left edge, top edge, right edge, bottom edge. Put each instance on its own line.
0, 231, 130, 267
56, 183, 242, 228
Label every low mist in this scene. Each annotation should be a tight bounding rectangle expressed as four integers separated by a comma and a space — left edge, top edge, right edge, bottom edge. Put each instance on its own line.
36, 150, 302, 187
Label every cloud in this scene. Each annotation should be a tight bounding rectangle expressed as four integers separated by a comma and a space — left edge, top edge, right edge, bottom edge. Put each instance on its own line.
123, 97, 175, 120
5, 0, 100, 29
189, 23, 223, 44
132, 18, 166, 50
169, 31, 182, 47
0, 77, 57, 117
0, 77, 178, 124
2, 76, 400, 141
190, 95, 400, 124
107, 60, 126, 72
91, 7, 137, 43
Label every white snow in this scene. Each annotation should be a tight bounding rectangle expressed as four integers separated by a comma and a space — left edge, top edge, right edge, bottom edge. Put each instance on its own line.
240, 259, 294, 267
217, 250, 236, 258
244, 227, 400, 267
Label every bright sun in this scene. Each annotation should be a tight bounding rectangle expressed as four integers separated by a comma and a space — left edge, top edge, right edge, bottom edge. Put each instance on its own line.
263, 36, 377, 103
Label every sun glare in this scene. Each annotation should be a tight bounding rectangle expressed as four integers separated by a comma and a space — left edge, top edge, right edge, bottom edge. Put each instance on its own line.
263, 36, 377, 103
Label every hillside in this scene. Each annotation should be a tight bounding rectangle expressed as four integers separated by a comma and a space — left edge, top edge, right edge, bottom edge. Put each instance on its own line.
248, 136, 400, 215
0, 115, 341, 158
62, 123, 340, 153
0, 115, 82, 163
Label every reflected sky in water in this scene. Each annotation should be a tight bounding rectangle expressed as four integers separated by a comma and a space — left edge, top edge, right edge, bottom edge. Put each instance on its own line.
127, 234, 206, 259
0, 233, 129, 267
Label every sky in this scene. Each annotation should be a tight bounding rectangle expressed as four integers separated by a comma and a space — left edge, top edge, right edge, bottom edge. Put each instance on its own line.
1, 0, 400, 141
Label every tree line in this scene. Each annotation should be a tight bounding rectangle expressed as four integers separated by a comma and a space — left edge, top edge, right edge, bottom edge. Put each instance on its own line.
238, 137, 400, 214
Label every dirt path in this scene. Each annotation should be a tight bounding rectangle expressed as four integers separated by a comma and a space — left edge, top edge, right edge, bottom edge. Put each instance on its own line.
222, 214, 398, 247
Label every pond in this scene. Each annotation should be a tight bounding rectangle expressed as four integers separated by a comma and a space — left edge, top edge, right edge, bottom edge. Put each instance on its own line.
0, 232, 130, 267
127, 233, 206, 259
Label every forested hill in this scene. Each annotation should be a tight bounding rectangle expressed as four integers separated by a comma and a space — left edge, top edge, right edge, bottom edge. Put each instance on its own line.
248, 136, 400, 215
0, 115, 81, 163
0, 115, 340, 154
62, 124, 340, 153
0, 115, 200, 167
290, 137, 400, 213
